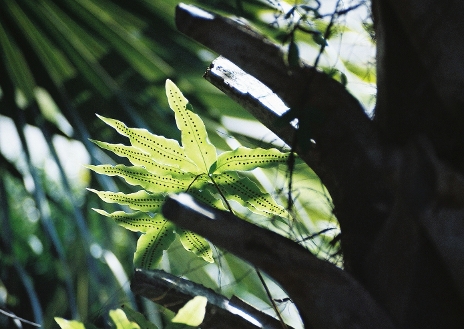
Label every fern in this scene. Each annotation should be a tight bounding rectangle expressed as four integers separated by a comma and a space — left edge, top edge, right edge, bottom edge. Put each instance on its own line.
88, 79, 291, 268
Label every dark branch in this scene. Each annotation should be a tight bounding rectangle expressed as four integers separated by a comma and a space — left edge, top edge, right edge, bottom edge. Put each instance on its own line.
131, 268, 290, 329
175, 3, 393, 278
162, 194, 397, 329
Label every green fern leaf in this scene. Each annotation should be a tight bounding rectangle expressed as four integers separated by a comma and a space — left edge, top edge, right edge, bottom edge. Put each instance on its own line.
177, 228, 213, 263
213, 172, 288, 219
92, 209, 162, 233
87, 164, 191, 193
134, 215, 176, 269
214, 146, 290, 173
88, 189, 164, 212
91, 140, 195, 179
166, 80, 217, 173
97, 114, 199, 173
89, 81, 290, 266
188, 187, 227, 211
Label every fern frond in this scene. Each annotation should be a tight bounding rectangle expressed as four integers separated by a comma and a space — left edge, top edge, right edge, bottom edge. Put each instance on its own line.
91, 140, 195, 178
177, 227, 214, 263
97, 114, 199, 172
92, 208, 163, 233
166, 80, 217, 173
89, 81, 292, 266
87, 164, 192, 193
213, 172, 288, 219
214, 146, 290, 173
88, 189, 164, 212
134, 216, 176, 269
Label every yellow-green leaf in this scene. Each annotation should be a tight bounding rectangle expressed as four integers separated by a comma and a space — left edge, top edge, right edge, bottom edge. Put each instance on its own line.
177, 228, 213, 263
213, 172, 288, 219
134, 217, 176, 269
121, 306, 158, 329
109, 309, 140, 329
214, 146, 289, 173
91, 140, 195, 179
87, 164, 191, 193
171, 296, 207, 327
92, 209, 164, 233
55, 318, 86, 329
88, 189, 165, 212
97, 114, 198, 172
166, 80, 217, 173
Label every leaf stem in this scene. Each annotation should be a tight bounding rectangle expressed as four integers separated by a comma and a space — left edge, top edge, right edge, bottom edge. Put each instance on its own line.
208, 174, 234, 213
186, 174, 204, 192
255, 268, 288, 329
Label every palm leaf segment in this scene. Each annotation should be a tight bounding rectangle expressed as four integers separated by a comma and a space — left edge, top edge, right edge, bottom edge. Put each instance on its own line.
88, 80, 290, 268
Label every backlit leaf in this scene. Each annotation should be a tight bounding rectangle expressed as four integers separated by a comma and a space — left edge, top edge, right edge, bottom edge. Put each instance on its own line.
214, 146, 290, 173
91, 140, 195, 179
88, 189, 164, 212
134, 216, 176, 269
87, 164, 191, 193
92, 209, 164, 233
213, 172, 288, 219
97, 115, 198, 172
55, 318, 86, 329
171, 296, 207, 327
177, 228, 213, 263
166, 79, 217, 173
122, 306, 158, 329
109, 309, 140, 329
90, 81, 290, 265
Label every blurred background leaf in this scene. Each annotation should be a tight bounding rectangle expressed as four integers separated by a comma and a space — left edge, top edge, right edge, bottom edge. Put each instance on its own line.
0, 0, 373, 328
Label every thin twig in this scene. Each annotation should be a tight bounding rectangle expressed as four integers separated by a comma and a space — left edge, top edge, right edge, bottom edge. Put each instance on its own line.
255, 268, 288, 329
208, 175, 234, 213
0, 308, 41, 327
313, 0, 342, 68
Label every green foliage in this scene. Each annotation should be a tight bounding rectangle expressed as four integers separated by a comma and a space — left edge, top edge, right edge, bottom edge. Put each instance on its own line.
89, 80, 291, 268
108, 309, 140, 329
121, 306, 158, 329
55, 307, 144, 329
170, 296, 207, 327
55, 297, 207, 329
55, 318, 86, 329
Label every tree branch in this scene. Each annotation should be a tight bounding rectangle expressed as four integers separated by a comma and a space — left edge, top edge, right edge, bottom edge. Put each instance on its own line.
175, 3, 392, 278
175, 5, 376, 167
162, 194, 397, 329
131, 268, 289, 329
203, 57, 306, 158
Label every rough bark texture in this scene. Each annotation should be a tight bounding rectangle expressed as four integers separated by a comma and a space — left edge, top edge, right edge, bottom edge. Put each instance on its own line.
365, 0, 464, 327
134, 2, 464, 328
